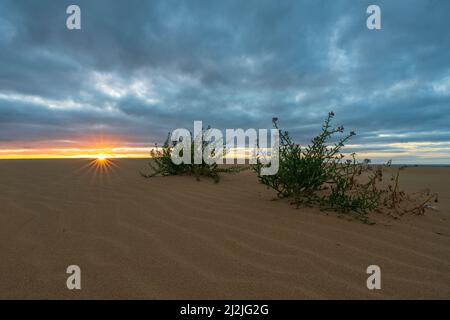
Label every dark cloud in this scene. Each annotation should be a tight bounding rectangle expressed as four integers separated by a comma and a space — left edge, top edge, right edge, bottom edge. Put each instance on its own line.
1, 0, 450, 162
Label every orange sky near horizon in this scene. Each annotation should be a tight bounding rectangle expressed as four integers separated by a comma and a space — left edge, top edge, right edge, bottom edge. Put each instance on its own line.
0, 138, 152, 159
0, 147, 151, 159
0, 134, 155, 159
1, 139, 450, 163
0, 145, 448, 163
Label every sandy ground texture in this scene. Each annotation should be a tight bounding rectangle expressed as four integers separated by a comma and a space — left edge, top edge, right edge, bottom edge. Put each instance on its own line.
0, 159, 449, 299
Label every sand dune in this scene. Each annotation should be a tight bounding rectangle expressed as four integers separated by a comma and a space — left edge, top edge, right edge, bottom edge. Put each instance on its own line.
0, 159, 449, 299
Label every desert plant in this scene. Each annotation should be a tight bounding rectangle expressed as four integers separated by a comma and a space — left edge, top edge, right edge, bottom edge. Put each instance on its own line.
322, 156, 383, 223
381, 164, 438, 217
141, 129, 243, 183
254, 112, 356, 204
254, 112, 437, 223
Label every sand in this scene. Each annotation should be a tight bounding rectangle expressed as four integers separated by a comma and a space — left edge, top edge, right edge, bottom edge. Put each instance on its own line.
0, 159, 449, 299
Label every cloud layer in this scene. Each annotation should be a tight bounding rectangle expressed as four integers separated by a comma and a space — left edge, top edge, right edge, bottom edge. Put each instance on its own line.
1, 0, 450, 162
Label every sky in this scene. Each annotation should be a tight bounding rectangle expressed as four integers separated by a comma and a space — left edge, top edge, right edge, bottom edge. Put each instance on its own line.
0, 0, 449, 163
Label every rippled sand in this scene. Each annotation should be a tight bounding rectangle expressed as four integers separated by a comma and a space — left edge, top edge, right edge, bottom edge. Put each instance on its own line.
0, 159, 449, 299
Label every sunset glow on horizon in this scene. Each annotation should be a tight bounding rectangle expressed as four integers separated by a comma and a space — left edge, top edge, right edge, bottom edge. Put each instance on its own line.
0, 144, 152, 159
1, 141, 450, 164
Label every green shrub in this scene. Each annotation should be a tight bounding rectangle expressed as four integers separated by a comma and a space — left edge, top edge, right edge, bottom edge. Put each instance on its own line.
254, 112, 357, 204
141, 129, 242, 183
254, 112, 437, 223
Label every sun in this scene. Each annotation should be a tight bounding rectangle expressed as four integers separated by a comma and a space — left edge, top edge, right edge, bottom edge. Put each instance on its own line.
95, 154, 109, 165
92, 153, 113, 169
85, 153, 117, 179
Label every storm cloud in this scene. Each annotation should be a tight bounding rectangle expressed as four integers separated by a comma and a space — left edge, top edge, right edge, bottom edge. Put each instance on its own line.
1, 0, 449, 162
